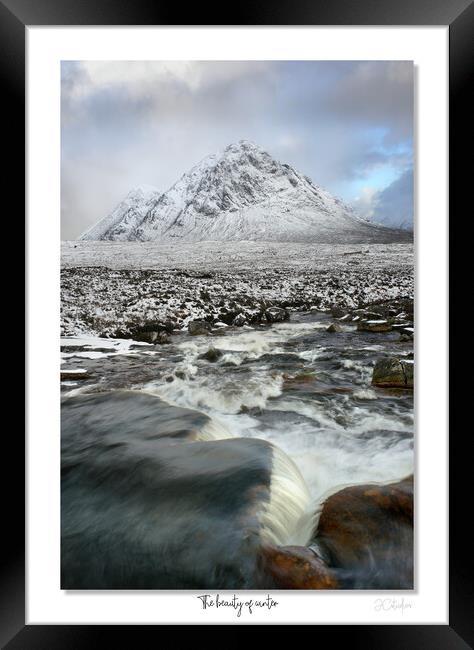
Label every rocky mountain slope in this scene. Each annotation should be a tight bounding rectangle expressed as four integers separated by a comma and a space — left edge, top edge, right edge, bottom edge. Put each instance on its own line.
79, 185, 161, 241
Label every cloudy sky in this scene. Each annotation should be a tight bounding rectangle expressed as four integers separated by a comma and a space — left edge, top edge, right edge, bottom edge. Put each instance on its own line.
61, 60, 413, 239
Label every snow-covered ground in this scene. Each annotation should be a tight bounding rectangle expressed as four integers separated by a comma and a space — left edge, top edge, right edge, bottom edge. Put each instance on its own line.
62, 240, 413, 271
61, 240, 413, 338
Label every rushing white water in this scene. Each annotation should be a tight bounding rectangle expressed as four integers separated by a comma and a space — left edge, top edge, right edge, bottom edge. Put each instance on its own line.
150, 371, 284, 415
135, 315, 414, 511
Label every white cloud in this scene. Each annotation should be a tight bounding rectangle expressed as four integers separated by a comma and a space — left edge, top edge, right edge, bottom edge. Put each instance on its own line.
65, 60, 272, 101
352, 169, 414, 231
352, 186, 378, 218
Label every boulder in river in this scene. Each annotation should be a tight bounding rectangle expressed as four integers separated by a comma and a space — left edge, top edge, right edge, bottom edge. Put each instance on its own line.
311, 476, 413, 589
260, 544, 338, 589
131, 320, 174, 343
133, 330, 170, 344
326, 323, 342, 333
198, 347, 223, 363
265, 307, 289, 323
372, 357, 414, 388
330, 306, 347, 319
188, 320, 212, 336
61, 368, 89, 381
357, 320, 392, 333
61, 391, 312, 589
360, 311, 385, 321
401, 359, 414, 387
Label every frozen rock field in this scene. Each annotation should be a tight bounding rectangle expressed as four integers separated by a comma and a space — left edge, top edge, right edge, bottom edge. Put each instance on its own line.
61, 241, 414, 338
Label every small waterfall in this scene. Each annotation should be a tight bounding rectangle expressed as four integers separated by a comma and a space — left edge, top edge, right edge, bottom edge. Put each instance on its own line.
259, 443, 314, 547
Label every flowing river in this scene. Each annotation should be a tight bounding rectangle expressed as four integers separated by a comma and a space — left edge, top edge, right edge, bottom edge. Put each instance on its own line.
61, 311, 414, 513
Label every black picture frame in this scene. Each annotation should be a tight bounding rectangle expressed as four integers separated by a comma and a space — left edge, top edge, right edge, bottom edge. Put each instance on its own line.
4, 0, 471, 645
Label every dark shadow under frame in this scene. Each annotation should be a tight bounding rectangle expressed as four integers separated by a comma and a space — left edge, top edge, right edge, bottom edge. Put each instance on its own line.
3, 0, 472, 645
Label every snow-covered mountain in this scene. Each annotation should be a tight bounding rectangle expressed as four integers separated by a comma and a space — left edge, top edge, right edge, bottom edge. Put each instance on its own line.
79, 185, 161, 241
80, 141, 411, 243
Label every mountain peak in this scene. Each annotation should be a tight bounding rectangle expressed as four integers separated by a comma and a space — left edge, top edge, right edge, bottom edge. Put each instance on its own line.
188, 140, 271, 177
80, 142, 410, 243
221, 140, 272, 163
223, 139, 263, 153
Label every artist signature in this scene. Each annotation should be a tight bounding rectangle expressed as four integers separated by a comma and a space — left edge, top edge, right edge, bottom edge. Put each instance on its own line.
374, 597, 413, 614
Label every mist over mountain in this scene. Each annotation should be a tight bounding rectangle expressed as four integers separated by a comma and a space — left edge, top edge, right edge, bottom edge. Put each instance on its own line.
368, 170, 414, 231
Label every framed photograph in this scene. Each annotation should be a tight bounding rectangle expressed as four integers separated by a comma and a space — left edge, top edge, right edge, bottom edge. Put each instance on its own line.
4, 0, 470, 644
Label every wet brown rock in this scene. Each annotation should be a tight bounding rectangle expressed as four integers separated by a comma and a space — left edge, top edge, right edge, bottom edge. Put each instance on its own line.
312, 476, 413, 589
327, 323, 342, 333
372, 357, 413, 388
61, 369, 90, 381
260, 545, 338, 589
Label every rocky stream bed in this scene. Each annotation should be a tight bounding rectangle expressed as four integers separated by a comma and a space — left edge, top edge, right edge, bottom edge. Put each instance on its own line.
61, 241, 414, 589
